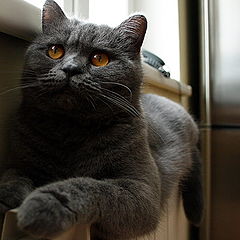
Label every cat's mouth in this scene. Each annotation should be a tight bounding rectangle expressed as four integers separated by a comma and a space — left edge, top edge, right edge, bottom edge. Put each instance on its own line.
53, 89, 78, 110
37, 76, 99, 110
48, 85, 92, 110
55, 86, 74, 95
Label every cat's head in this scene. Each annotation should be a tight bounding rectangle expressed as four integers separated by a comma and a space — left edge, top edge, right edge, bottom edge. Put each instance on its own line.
22, 0, 147, 115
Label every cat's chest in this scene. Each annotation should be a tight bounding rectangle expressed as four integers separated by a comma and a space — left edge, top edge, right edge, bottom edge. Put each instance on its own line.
27, 127, 120, 176
15, 114, 135, 182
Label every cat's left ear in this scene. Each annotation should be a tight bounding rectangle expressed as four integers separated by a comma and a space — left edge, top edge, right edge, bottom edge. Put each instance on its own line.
117, 15, 147, 53
42, 0, 67, 33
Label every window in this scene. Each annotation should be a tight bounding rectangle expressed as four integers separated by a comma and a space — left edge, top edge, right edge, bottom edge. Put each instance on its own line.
133, 0, 180, 80
10, 0, 181, 80
89, 0, 129, 27
86, 0, 180, 80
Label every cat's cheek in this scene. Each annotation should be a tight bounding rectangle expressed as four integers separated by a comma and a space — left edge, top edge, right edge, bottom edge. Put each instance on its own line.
17, 191, 77, 239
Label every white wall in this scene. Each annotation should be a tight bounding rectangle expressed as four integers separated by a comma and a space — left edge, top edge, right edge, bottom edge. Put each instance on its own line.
132, 0, 180, 80
89, 0, 129, 26
24, 0, 64, 8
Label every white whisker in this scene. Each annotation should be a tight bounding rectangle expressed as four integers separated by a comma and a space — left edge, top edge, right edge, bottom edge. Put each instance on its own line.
0, 83, 40, 97
101, 81, 132, 99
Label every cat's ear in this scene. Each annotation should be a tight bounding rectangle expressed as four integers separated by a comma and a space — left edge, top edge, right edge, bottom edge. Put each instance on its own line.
42, 0, 67, 33
117, 15, 147, 52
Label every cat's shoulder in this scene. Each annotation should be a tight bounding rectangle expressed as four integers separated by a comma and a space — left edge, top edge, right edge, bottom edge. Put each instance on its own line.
141, 93, 198, 138
141, 93, 186, 117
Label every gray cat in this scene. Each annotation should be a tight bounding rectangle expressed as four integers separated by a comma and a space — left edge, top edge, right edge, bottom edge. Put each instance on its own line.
0, 0, 203, 239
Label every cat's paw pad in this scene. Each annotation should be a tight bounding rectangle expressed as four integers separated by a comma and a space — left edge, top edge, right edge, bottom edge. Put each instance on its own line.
17, 190, 77, 238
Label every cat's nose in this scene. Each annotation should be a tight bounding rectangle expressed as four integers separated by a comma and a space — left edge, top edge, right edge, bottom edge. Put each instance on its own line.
61, 63, 82, 77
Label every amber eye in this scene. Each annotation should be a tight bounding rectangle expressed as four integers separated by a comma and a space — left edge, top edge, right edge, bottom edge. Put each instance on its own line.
91, 52, 109, 67
48, 45, 65, 59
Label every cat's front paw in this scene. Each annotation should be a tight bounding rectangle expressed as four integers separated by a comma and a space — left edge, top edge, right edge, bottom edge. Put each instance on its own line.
17, 190, 78, 239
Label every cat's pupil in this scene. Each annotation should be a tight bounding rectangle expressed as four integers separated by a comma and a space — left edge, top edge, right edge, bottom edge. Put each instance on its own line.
51, 46, 59, 54
53, 47, 57, 54
97, 55, 102, 62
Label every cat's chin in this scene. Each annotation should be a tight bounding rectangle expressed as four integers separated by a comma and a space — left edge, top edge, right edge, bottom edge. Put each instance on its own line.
49, 88, 91, 111
55, 94, 76, 110
51, 89, 79, 110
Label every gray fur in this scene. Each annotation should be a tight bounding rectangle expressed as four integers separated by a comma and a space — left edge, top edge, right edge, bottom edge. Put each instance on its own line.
0, 0, 202, 239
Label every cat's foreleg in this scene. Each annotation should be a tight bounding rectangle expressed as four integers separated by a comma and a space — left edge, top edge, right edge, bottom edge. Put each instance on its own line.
0, 169, 34, 221
17, 177, 161, 239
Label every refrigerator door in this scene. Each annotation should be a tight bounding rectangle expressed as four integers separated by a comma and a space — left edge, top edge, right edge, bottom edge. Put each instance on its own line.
209, 129, 240, 239
208, 0, 240, 126
199, 1, 240, 240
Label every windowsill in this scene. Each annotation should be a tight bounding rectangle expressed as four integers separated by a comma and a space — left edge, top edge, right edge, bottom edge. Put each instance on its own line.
143, 62, 192, 97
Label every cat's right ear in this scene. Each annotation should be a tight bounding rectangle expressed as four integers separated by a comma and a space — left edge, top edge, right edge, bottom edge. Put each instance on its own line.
42, 0, 67, 33
116, 15, 147, 53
